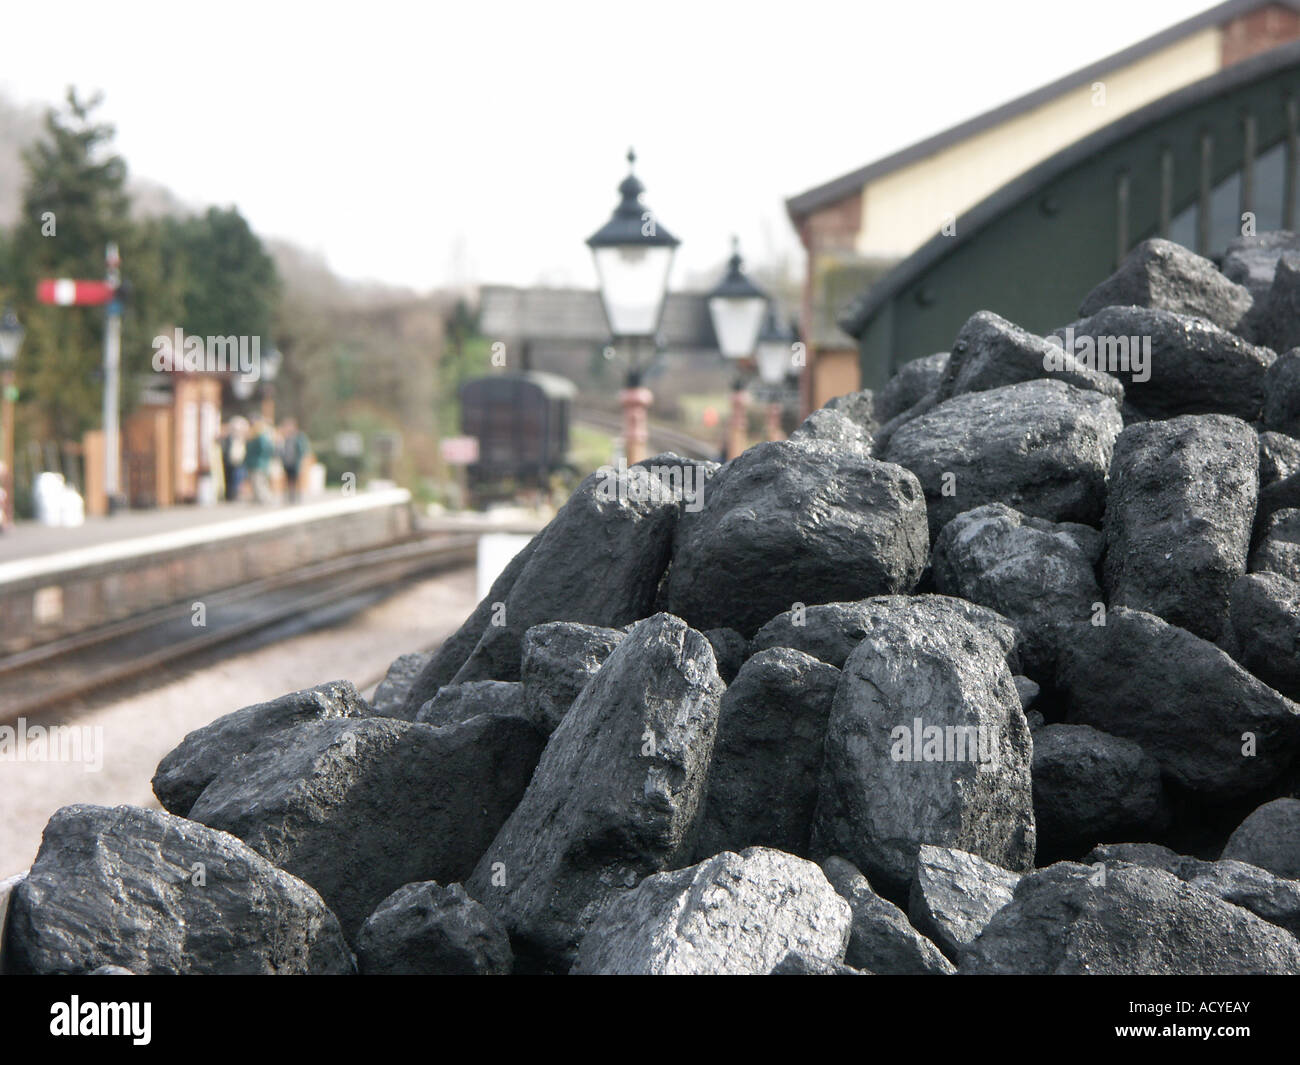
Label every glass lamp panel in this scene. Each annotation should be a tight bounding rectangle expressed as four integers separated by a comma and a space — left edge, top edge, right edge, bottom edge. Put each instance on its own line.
755, 339, 792, 384
0, 326, 22, 364
593, 244, 674, 338
708, 295, 767, 360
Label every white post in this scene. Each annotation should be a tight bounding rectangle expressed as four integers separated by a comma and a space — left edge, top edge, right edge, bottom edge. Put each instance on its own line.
103, 308, 121, 500
104, 243, 122, 508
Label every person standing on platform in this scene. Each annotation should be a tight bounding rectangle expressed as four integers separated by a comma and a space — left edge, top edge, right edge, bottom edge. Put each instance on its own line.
220, 417, 249, 502
245, 419, 275, 503
279, 418, 311, 504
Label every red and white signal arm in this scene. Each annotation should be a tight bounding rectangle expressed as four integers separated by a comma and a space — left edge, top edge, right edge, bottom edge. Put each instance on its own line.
440, 436, 480, 465
36, 279, 117, 306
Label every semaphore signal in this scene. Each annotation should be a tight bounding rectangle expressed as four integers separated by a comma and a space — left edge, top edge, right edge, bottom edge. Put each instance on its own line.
36, 243, 126, 511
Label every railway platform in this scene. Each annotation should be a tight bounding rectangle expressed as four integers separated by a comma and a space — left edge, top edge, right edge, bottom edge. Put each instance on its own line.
0, 499, 312, 565
0, 489, 416, 655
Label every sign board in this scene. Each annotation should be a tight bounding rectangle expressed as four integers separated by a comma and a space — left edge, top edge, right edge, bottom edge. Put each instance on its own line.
440, 436, 480, 465
36, 279, 117, 306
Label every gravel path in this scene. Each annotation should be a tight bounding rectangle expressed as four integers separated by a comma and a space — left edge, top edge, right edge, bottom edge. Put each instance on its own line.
0, 567, 478, 879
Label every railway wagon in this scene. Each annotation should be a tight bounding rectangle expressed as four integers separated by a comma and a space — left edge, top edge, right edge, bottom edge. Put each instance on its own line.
458, 371, 576, 502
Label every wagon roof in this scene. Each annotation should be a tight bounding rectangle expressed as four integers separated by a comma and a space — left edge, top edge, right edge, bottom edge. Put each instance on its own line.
461, 371, 577, 400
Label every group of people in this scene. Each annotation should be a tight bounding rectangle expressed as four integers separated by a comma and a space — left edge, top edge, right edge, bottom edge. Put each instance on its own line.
219, 416, 312, 504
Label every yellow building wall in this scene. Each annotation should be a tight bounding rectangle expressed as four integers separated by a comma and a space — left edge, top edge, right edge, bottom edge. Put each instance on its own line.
855, 28, 1223, 258
812, 349, 863, 409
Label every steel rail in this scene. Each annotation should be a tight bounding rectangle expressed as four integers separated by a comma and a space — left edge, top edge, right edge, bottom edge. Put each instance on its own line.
0, 536, 476, 722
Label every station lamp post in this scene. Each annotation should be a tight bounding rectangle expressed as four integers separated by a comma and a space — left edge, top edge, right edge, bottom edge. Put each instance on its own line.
755, 304, 797, 443
0, 306, 25, 527
260, 346, 282, 424
587, 149, 680, 465
706, 238, 768, 458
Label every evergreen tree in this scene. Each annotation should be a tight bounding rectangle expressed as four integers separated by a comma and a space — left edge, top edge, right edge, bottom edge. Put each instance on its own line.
164, 206, 279, 341
11, 89, 132, 445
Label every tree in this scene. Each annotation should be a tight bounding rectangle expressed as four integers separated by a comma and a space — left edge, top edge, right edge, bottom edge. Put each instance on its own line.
163, 206, 279, 341
10, 89, 135, 445
4, 91, 277, 481
437, 297, 491, 434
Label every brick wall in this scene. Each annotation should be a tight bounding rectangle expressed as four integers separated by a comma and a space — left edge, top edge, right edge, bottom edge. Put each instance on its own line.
1221, 5, 1300, 66
796, 192, 865, 414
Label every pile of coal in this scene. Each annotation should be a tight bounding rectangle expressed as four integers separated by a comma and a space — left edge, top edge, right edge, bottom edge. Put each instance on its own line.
5, 235, 1300, 975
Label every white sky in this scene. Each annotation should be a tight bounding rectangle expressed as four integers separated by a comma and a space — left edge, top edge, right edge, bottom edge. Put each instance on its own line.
0, 0, 1217, 292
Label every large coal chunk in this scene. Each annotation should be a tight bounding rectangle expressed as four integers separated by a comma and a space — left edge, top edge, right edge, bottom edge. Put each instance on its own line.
369, 653, 433, 720
401, 536, 538, 715
1260, 431, 1300, 487
870, 390, 943, 458
570, 848, 851, 975
750, 594, 1020, 672
1221, 798, 1300, 879
1251, 508, 1300, 581
1077, 238, 1253, 332
1264, 348, 1300, 437
932, 503, 1102, 679
1259, 469, 1300, 529
151, 680, 369, 817
1185, 860, 1300, 938
519, 621, 625, 733
882, 379, 1122, 538
1085, 841, 1192, 875
788, 407, 871, 450
665, 439, 928, 637
1059, 607, 1300, 799
1221, 572, 1300, 701
702, 627, 748, 684
188, 714, 546, 940
938, 310, 1123, 402
1087, 843, 1300, 937
414, 680, 531, 727
823, 387, 878, 435
355, 881, 512, 975
874, 351, 948, 423
466, 614, 725, 971
821, 856, 953, 975
1103, 414, 1258, 642
960, 861, 1300, 974
693, 647, 840, 859
452, 467, 680, 683
811, 597, 1035, 901
1032, 724, 1169, 860
3, 805, 353, 975
1223, 230, 1300, 302
1251, 253, 1300, 353
907, 845, 1020, 961
1065, 306, 1275, 419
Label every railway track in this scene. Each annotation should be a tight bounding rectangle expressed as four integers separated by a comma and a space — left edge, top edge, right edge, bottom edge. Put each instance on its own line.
0, 535, 476, 723
572, 408, 720, 461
